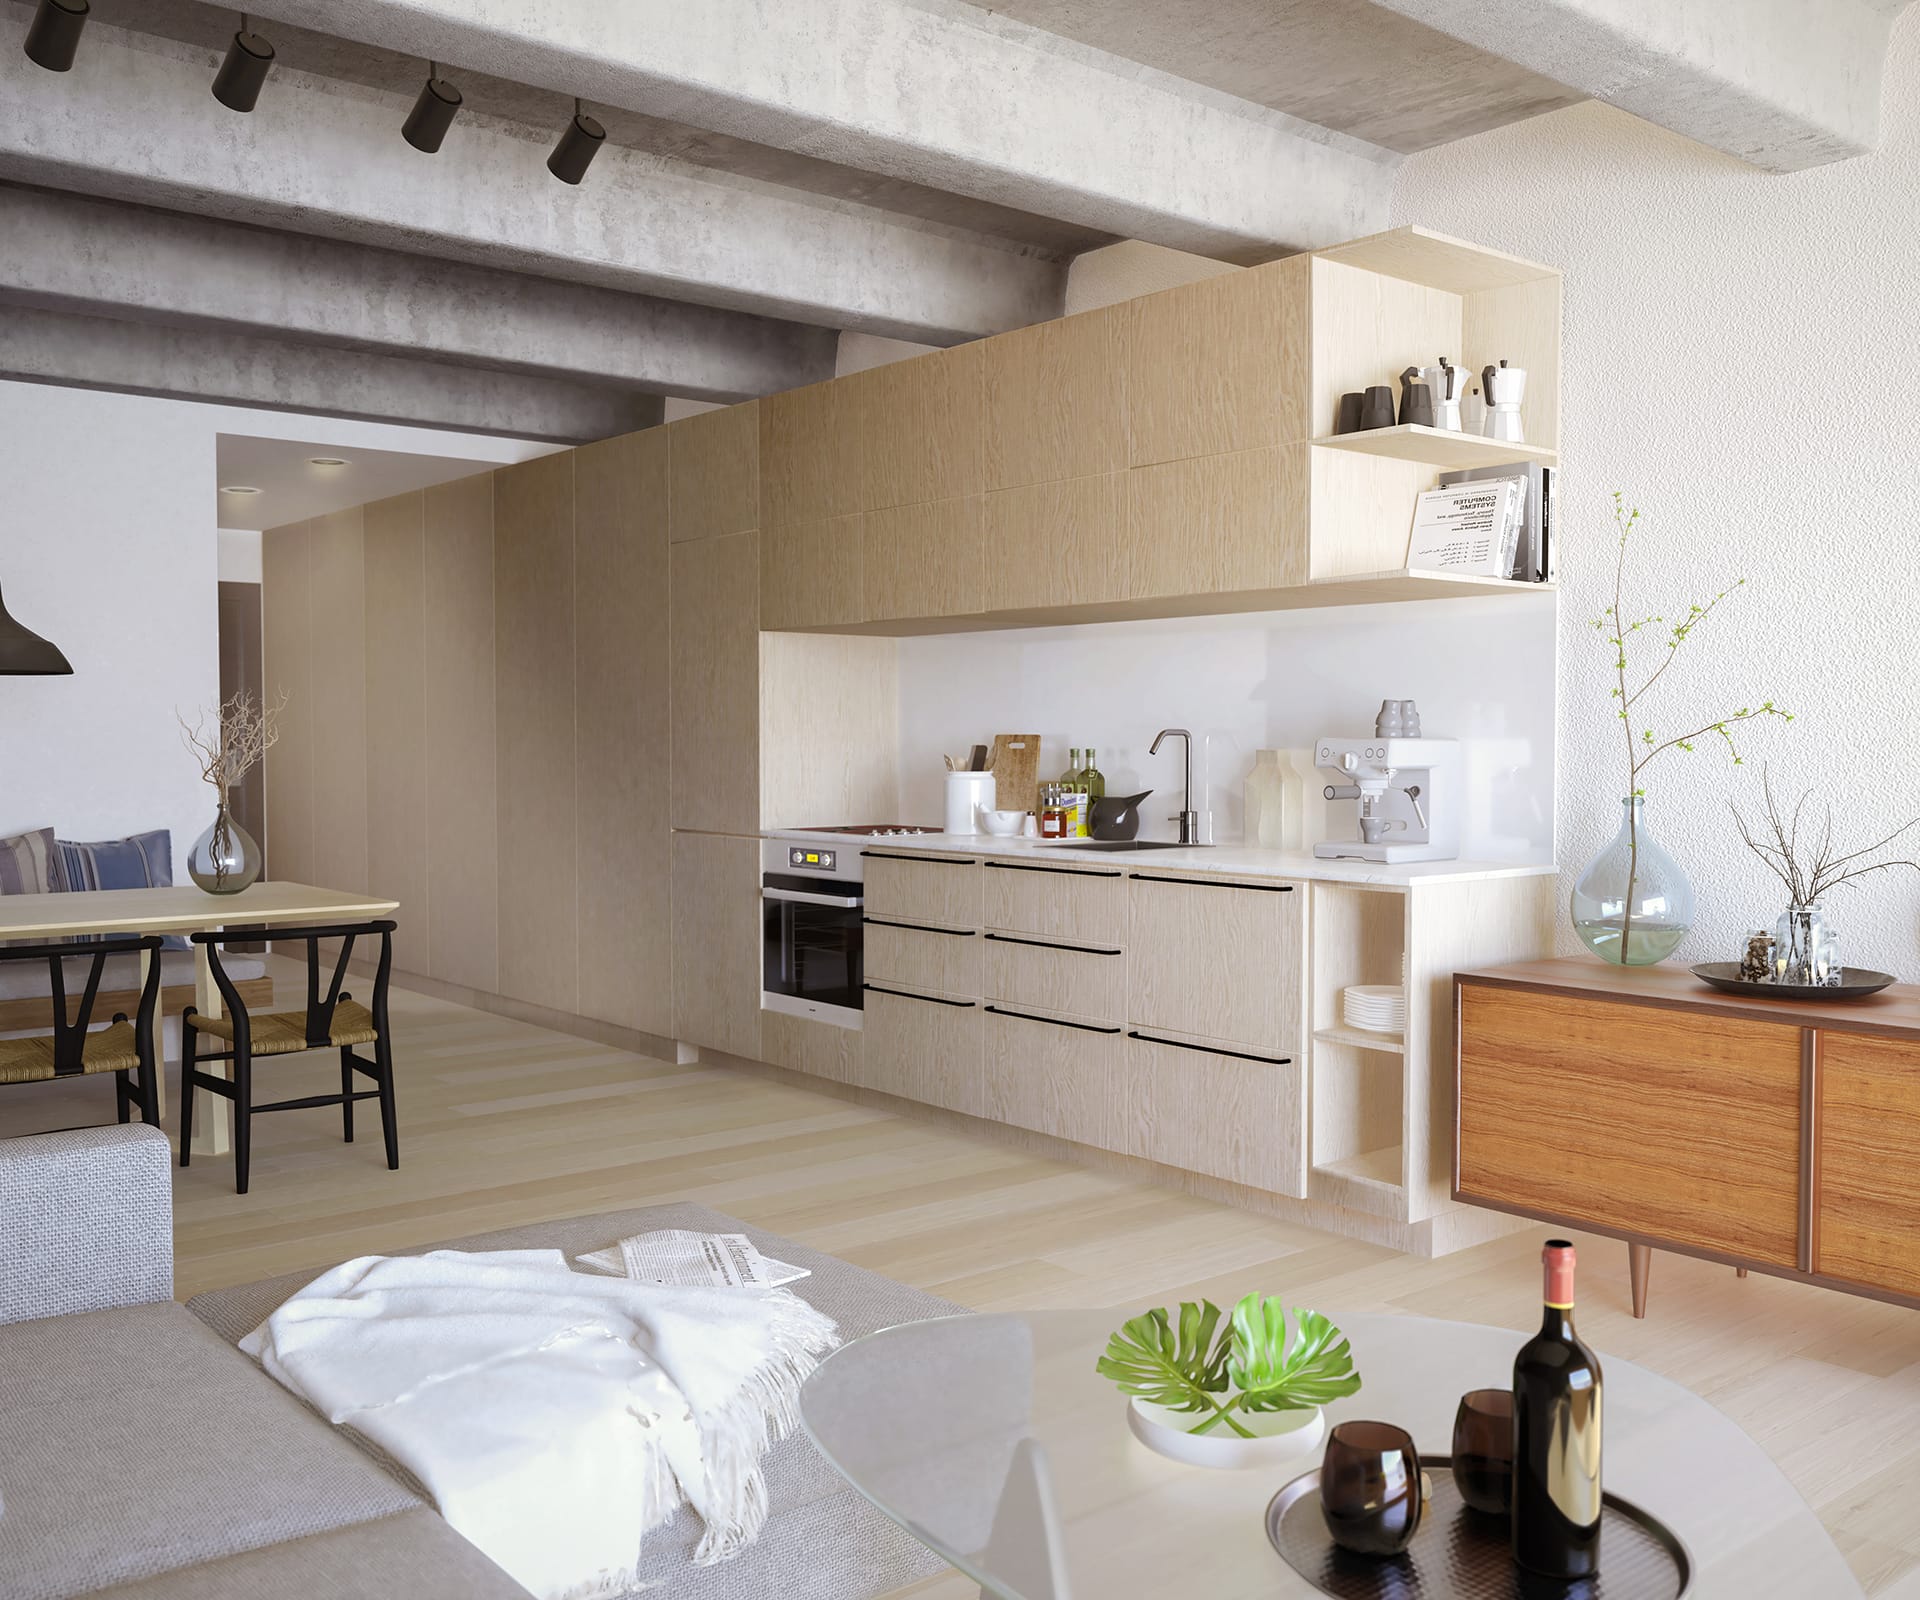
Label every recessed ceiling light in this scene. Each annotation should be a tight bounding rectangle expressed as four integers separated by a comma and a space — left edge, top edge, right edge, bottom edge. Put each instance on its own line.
220, 485, 261, 495
307, 456, 350, 468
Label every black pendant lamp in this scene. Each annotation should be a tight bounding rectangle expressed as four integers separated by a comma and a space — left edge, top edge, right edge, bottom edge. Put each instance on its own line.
547, 98, 605, 185
24, 0, 88, 72
213, 11, 274, 112
0, 583, 73, 676
403, 61, 462, 152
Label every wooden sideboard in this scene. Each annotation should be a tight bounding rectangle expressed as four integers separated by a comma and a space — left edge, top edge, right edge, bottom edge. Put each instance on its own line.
1455, 958, 1920, 1316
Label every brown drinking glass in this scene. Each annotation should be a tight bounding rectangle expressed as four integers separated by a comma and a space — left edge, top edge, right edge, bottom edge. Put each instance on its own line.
1452, 1388, 1515, 1515
1320, 1420, 1425, 1556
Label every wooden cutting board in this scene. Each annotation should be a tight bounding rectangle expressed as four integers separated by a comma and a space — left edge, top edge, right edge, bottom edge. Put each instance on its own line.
986, 734, 1042, 814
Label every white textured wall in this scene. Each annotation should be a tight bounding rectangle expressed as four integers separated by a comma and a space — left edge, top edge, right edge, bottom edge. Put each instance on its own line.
1394, 10, 1920, 976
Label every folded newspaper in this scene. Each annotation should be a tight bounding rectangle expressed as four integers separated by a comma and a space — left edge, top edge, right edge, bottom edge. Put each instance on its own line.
575, 1229, 810, 1288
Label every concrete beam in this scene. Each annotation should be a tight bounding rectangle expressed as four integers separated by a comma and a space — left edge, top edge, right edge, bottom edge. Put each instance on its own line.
238, 0, 1397, 262
1368, 0, 1903, 169
0, 306, 662, 443
0, 14, 1062, 343
0, 185, 835, 403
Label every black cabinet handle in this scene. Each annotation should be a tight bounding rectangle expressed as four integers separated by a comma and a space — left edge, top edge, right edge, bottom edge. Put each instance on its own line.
864, 983, 978, 1009
864, 917, 977, 938
986, 1004, 1123, 1036
1127, 873, 1296, 893
984, 931, 1121, 957
984, 860, 1124, 879
863, 850, 978, 866
1127, 1030, 1291, 1066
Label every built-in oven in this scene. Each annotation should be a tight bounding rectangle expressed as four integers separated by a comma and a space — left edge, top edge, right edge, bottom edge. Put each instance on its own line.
761, 837, 865, 1029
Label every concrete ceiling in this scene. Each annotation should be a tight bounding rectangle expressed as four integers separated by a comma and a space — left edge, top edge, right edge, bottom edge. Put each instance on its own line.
1, 0, 1910, 443
214, 432, 546, 531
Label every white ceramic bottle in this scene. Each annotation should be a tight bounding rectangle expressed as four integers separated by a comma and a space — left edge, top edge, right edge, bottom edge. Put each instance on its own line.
1244, 750, 1289, 849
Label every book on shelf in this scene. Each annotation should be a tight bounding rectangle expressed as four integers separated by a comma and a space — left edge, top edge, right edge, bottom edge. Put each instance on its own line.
1439, 461, 1554, 582
1405, 478, 1524, 578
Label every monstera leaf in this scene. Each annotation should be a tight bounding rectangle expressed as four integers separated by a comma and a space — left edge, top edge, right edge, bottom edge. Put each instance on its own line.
1095, 1300, 1233, 1415
1226, 1295, 1363, 1413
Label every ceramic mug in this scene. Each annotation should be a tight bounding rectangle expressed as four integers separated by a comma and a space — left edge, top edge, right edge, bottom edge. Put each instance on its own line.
1320, 1420, 1426, 1557
1335, 392, 1366, 435
1359, 385, 1396, 431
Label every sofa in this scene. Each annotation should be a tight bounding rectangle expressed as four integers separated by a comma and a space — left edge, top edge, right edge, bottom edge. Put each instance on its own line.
0, 1124, 957, 1599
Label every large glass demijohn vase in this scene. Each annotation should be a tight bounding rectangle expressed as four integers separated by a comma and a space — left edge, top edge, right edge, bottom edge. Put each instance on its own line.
188, 797, 262, 895
1570, 796, 1694, 965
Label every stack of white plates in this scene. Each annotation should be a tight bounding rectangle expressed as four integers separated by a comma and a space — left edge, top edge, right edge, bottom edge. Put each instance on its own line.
1342, 984, 1405, 1035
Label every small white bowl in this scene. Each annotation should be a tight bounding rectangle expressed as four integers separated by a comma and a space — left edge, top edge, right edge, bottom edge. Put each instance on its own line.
980, 809, 1027, 837
1126, 1397, 1325, 1471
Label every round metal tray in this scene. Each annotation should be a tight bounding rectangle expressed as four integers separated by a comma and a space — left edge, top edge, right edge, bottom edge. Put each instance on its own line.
1690, 962, 1895, 1001
1265, 1455, 1691, 1599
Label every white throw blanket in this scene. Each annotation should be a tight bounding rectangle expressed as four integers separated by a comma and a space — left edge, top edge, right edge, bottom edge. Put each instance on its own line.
239, 1248, 840, 1600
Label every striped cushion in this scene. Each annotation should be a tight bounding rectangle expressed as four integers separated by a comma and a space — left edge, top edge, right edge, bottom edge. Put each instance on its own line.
56, 830, 189, 951
0, 827, 66, 896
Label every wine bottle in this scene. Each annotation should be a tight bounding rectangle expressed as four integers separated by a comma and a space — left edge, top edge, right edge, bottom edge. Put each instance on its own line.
1512, 1239, 1603, 1578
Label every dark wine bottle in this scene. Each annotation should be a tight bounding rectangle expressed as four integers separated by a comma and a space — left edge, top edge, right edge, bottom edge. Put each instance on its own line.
1512, 1238, 1603, 1578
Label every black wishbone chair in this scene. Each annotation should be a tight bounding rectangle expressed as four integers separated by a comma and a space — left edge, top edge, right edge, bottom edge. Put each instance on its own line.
180, 920, 399, 1195
0, 935, 163, 1125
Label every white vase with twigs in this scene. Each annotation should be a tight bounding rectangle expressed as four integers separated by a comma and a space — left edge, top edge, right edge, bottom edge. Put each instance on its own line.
179, 690, 285, 894
1731, 767, 1920, 984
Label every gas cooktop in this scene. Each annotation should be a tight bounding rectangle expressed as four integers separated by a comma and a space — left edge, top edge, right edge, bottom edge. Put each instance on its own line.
785, 824, 941, 838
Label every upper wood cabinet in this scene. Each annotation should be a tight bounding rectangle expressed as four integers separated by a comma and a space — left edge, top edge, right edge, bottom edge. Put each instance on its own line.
669, 402, 758, 544
863, 496, 984, 622
761, 514, 862, 632
670, 530, 761, 835
1126, 447, 1304, 600
983, 306, 1126, 490
761, 378, 864, 528
860, 342, 985, 510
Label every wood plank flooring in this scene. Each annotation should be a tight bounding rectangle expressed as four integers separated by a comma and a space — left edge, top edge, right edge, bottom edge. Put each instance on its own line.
10, 971, 1920, 1594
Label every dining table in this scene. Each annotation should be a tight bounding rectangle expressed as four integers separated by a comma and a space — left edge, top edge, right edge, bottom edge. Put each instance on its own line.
0, 880, 399, 1156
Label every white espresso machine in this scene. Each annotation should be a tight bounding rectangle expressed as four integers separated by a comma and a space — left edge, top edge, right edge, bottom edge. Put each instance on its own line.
1314, 731, 1459, 863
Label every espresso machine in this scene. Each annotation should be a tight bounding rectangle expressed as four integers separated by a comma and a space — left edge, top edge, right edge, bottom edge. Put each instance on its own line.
1314, 705, 1459, 862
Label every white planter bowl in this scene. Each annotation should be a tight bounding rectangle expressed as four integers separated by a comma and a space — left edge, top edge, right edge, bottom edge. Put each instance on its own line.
1126, 1397, 1325, 1471
979, 809, 1027, 837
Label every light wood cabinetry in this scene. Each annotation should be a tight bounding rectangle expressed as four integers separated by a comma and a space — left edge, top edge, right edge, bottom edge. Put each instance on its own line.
671, 831, 763, 1059
860, 342, 984, 510
982, 474, 1128, 612
669, 402, 758, 545
760, 1009, 861, 1085
1128, 1033, 1306, 1197
862, 497, 984, 622
866, 918, 983, 999
982, 860, 1126, 947
857, 985, 984, 1115
1817, 1032, 1920, 1298
863, 851, 984, 931
362, 493, 429, 975
670, 531, 760, 835
1126, 447, 1304, 600
760, 379, 863, 528
984, 934, 1124, 1025
308, 509, 369, 900
1126, 874, 1304, 1058
983, 1005, 1126, 1151
261, 521, 315, 887
983, 306, 1125, 490
760, 515, 862, 632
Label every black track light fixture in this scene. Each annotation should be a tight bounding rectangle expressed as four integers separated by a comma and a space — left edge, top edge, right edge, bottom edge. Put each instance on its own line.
212, 11, 274, 113
403, 60, 462, 153
547, 97, 605, 185
24, 0, 88, 72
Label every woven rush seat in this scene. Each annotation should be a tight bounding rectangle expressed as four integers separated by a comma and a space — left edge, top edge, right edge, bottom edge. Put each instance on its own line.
0, 1020, 142, 1083
191, 999, 378, 1056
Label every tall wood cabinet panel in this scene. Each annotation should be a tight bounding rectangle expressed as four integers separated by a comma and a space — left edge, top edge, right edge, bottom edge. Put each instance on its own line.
862, 496, 984, 622
362, 492, 429, 973
1817, 1033, 1920, 1297
1119, 259, 1310, 466
1126, 448, 1304, 601
860, 342, 984, 510
494, 453, 579, 1014
260, 522, 314, 886
307, 508, 369, 896
757, 633, 898, 831
1456, 985, 1802, 1268
760, 379, 863, 528
671, 830, 763, 1059
760, 516, 861, 631
983, 306, 1125, 491
669, 402, 758, 544
422, 472, 499, 994
670, 531, 760, 835
1126, 875, 1302, 1057
982, 475, 1127, 612
576, 430, 673, 1036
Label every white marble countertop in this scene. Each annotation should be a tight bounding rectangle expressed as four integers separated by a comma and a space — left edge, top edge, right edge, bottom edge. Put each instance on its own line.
771, 828, 1556, 888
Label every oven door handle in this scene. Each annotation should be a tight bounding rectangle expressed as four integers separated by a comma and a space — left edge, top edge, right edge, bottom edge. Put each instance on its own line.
762, 886, 865, 908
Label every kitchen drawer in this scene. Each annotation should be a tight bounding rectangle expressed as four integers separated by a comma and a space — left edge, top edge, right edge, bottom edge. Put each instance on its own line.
983, 932, 1124, 1024
982, 858, 1127, 946
866, 916, 984, 998
857, 982, 984, 1116
1126, 872, 1303, 1057
863, 851, 983, 930
983, 1004, 1127, 1153
1127, 1031, 1305, 1196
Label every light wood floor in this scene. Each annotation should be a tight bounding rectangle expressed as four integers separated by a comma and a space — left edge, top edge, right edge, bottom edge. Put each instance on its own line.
13, 972, 1920, 1595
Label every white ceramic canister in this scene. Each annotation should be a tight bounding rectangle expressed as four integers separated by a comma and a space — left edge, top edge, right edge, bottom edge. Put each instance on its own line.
944, 771, 996, 835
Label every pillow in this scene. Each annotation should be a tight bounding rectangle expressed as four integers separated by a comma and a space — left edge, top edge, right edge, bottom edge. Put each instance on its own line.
0, 826, 66, 895
56, 829, 189, 951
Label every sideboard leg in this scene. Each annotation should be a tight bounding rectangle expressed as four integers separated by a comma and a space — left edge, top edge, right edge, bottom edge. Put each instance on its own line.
1736, 1267, 1748, 1279
1628, 1242, 1652, 1317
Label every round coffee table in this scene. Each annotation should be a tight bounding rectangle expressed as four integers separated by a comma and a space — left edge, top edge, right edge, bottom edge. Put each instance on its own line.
799, 1309, 1858, 1599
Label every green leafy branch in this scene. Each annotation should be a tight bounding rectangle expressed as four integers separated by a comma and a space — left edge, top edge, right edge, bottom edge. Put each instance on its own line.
1096, 1294, 1361, 1437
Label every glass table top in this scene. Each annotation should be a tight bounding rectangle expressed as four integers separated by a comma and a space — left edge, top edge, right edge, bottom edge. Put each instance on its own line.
798, 1308, 1856, 1600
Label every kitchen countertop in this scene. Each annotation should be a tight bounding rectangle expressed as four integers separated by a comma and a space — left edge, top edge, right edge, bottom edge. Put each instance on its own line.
770, 829, 1555, 888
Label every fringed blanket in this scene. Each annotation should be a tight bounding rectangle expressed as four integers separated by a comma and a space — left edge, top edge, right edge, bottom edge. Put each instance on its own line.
239, 1248, 840, 1600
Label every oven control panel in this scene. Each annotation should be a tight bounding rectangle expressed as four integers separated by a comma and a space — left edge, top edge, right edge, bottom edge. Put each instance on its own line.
787, 846, 838, 873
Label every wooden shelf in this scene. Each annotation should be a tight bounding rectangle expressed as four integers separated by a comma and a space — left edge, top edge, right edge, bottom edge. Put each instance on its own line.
1311, 425, 1556, 470
1314, 1025, 1405, 1055
1313, 225, 1559, 293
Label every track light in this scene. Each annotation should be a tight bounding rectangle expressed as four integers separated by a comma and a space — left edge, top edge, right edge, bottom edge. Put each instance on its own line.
24, 0, 88, 72
547, 98, 605, 185
403, 61, 462, 153
212, 11, 274, 113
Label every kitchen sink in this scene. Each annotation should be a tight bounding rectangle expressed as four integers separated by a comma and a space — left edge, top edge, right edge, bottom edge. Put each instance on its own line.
1054, 840, 1207, 852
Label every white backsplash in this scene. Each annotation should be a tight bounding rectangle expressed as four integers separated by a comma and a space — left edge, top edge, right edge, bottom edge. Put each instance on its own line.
894, 593, 1558, 861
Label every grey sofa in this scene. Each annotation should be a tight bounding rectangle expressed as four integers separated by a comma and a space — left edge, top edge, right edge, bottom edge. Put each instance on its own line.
0, 1124, 958, 1600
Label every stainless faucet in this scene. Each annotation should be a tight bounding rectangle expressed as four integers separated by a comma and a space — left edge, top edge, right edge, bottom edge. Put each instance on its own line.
1149, 728, 1200, 844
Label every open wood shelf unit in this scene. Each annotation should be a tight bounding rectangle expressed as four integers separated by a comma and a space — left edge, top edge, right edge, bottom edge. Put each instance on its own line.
1310, 424, 1557, 470
1313, 1024, 1406, 1055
